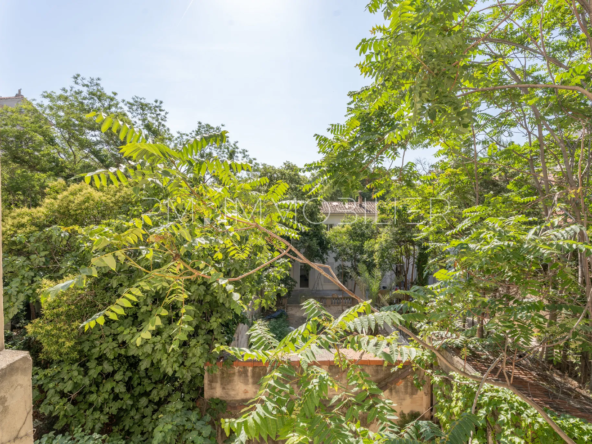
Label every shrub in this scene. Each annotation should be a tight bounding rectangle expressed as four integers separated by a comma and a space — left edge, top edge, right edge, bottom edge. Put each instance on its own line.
35, 428, 124, 444
152, 401, 216, 444
30, 267, 244, 441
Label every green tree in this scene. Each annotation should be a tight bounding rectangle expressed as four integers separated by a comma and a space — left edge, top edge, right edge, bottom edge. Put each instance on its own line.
305, 1, 592, 440
372, 204, 420, 290
0, 75, 176, 211
0, 100, 66, 208
327, 217, 378, 284
257, 162, 330, 263
3, 183, 138, 321
22, 116, 292, 439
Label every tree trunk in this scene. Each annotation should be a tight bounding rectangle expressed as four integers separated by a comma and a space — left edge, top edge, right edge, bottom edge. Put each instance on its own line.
560, 340, 569, 373
477, 315, 484, 339
579, 350, 590, 386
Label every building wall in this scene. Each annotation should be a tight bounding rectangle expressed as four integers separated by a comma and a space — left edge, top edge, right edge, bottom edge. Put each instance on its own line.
290, 212, 418, 300
0, 96, 24, 108
0, 94, 25, 108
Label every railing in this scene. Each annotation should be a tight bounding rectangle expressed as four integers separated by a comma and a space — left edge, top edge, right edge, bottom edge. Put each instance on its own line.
299, 294, 356, 309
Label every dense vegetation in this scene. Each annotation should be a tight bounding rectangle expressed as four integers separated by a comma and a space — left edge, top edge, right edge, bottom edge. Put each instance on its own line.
304, 0, 592, 442
0, 78, 326, 442
4, 0, 592, 442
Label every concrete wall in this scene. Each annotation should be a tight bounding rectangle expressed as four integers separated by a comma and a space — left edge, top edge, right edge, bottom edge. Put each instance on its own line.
205, 361, 430, 444
0, 350, 34, 444
206, 363, 429, 413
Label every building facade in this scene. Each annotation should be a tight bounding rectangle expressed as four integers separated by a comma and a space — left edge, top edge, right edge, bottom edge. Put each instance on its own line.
288, 200, 418, 303
0, 89, 25, 108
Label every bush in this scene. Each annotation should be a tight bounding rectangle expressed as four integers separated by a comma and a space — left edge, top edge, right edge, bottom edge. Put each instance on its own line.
3, 182, 138, 238
27, 281, 112, 362
35, 428, 124, 444
3, 182, 140, 320
152, 401, 216, 444
30, 266, 244, 441
267, 311, 291, 341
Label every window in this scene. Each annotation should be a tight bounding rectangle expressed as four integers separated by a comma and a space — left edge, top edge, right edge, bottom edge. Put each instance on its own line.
299, 265, 310, 288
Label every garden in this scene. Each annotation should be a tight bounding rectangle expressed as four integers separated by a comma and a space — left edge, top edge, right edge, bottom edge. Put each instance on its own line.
3, 1, 592, 443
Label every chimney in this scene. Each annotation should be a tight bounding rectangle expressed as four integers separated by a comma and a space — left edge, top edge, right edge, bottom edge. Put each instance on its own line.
15, 89, 23, 97
357, 194, 363, 206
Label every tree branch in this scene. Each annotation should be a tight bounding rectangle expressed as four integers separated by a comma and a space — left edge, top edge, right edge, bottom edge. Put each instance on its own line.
459, 83, 592, 102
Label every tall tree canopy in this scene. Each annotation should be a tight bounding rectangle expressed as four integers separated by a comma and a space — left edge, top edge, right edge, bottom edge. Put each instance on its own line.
303, 1, 592, 441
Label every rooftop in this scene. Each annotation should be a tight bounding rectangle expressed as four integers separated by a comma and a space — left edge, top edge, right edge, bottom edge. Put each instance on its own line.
0, 90, 25, 108
320, 200, 378, 215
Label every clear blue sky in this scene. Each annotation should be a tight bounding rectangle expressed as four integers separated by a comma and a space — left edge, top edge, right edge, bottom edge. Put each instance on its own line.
0, 0, 433, 166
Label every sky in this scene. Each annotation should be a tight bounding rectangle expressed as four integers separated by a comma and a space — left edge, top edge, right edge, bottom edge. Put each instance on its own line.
0, 0, 435, 167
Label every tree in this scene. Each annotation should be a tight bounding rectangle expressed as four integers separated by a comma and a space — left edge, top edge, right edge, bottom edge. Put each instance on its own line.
304, 1, 592, 441
39, 75, 172, 171
0, 75, 177, 210
257, 162, 330, 263
0, 100, 66, 208
328, 217, 377, 279
25, 117, 295, 439
372, 204, 420, 290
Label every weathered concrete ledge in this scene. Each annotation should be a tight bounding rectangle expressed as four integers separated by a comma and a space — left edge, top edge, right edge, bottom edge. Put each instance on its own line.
0, 349, 34, 444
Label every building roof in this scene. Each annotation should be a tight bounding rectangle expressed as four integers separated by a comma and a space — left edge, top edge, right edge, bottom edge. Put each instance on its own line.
462, 349, 592, 423
0, 90, 25, 108
320, 200, 378, 215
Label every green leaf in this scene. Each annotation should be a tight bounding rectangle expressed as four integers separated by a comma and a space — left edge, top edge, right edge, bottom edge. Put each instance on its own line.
103, 254, 117, 271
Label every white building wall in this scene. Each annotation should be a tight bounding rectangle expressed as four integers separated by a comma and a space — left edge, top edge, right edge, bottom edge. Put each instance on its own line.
289, 211, 423, 301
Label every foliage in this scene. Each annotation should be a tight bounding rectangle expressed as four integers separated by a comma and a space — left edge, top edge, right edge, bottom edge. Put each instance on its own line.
31, 269, 241, 439
43, 112, 298, 346
372, 204, 421, 289
175, 121, 255, 164
257, 162, 330, 263
429, 364, 592, 443
0, 99, 66, 209
151, 401, 216, 444
34, 401, 219, 444
302, 0, 592, 438
352, 263, 384, 303
26, 111, 316, 438
328, 210, 422, 294
38, 75, 172, 171
0, 76, 175, 211
35, 428, 125, 444
27, 280, 113, 362
2, 183, 139, 320
220, 299, 415, 443
266, 311, 292, 341
327, 217, 378, 278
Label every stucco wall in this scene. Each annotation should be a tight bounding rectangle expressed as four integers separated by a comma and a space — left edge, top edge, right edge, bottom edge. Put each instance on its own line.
0, 350, 34, 444
205, 362, 430, 415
